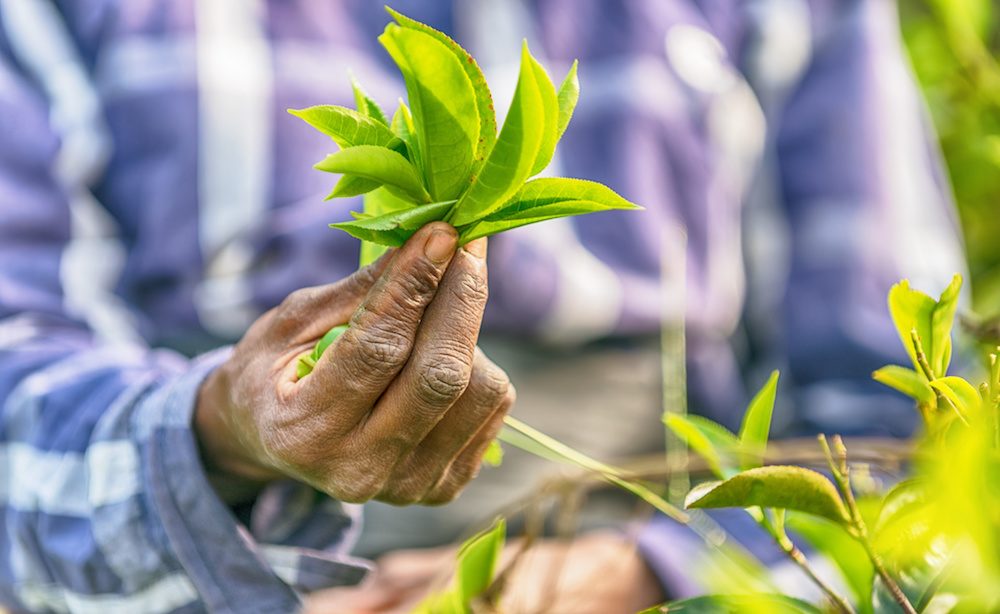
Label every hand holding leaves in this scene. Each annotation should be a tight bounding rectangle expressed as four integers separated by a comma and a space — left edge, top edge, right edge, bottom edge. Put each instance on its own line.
289, 6, 640, 377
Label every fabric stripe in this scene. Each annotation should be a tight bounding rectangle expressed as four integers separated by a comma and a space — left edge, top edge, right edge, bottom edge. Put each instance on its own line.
17, 572, 198, 614
193, 0, 274, 338
0, 442, 140, 516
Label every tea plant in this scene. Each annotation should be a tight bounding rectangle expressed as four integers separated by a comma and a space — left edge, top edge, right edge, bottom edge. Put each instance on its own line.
289, 7, 639, 378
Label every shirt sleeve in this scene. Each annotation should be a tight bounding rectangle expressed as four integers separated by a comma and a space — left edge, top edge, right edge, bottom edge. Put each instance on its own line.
0, 14, 366, 614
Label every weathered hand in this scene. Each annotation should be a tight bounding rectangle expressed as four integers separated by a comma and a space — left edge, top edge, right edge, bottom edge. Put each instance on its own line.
195, 222, 514, 505
303, 533, 666, 614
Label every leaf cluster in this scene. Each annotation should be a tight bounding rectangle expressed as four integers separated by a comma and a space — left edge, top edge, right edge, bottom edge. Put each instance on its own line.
289, 6, 639, 265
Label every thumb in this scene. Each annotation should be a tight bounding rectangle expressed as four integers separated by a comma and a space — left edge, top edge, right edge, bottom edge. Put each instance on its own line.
267, 250, 395, 346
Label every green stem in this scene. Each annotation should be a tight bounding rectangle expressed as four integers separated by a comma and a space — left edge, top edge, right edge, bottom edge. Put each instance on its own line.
819, 435, 917, 614
759, 511, 855, 614
499, 416, 688, 523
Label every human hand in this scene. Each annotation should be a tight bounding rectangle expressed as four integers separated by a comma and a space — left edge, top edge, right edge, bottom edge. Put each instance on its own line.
194, 222, 514, 505
303, 532, 666, 614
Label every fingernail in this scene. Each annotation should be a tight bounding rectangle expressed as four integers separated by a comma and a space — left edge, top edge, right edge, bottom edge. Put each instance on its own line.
424, 228, 457, 264
463, 237, 487, 260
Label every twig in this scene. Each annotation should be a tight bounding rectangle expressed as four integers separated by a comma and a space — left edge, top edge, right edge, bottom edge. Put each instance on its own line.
819, 435, 917, 614
759, 511, 855, 614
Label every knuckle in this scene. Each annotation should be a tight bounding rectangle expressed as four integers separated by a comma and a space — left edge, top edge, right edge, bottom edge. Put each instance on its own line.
382, 474, 429, 506
416, 355, 472, 406
333, 465, 387, 503
395, 258, 442, 300
341, 322, 411, 378
449, 267, 489, 311
469, 364, 511, 408
274, 287, 321, 329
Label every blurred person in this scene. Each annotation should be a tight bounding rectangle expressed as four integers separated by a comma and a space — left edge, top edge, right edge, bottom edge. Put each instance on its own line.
0, 1, 964, 614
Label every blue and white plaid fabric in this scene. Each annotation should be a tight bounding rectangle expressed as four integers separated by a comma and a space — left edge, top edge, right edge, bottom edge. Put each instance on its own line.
0, 0, 965, 611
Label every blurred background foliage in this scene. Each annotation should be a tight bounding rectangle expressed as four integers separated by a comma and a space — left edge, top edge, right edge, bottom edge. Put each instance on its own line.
899, 0, 1000, 314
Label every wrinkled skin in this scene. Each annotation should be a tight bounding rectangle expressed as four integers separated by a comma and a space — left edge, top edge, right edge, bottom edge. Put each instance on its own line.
303, 532, 666, 614
195, 222, 514, 505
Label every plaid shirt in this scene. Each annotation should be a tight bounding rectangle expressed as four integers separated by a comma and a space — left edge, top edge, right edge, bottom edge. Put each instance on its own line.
0, 0, 964, 611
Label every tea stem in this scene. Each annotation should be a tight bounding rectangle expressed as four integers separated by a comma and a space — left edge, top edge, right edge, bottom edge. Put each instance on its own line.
819, 435, 917, 614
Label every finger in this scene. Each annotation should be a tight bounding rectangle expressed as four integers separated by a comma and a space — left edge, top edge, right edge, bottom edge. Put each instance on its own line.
422, 383, 514, 505
266, 250, 395, 346
358, 238, 489, 472
300, 223, 458, 419
378, 349, 509, 505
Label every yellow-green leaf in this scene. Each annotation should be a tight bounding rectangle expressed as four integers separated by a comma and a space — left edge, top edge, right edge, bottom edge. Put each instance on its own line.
525, 49, 559, 175
556, 60, 579, 138
350, 75, 389, 125
456, 177, 640, 243
315, 146, 429, 203
873, 365, 935, 404
287, 105, 398, 149
330, 200, 455, 247
738, 371, 780, 470
379, 24, 479, 200
663, 413, 739, 479
449, 42, 545, 227
685, 466, 849, 525
386, 7, 496, 167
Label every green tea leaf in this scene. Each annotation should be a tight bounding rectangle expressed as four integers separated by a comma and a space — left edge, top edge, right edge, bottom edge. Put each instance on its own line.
482, 440, 503, 467
685, 466, 849, 525
350, 75, 389, 125
929, 274, 962, 376
390, 99, 421, 171
449, 43, 545, 227
386, 7, 496, 167
327, 175, 381, 200
454, 518, 506, 604
456, 177, 640, 243
379, 24, 479, 200
738, 371, 780, 470
556, 60, 579, 139
872, 365, 935, 404
786, 513, 874, 612
659, 595, 822, 613
663, 413, 739, 478
358, 186, 414, 266
525, 49, 559, 175
930, 375, 981, 417
331, 200, 455, 247
887, 275, 962, 378
287, 105, 398, 149
315, 146, 430, 203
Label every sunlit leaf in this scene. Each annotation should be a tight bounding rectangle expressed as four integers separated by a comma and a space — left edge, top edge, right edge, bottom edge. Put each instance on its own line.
556, 60, 579, 139
873, 365, 935, 404
350, 75, 389, 125
482, 440, 503, 467
386, 7, 496, 167
287, 105, 398, 149
738, 371, 780, 470
455, 518, 506, 604
685, 466, 849, 525
887, 275, 962, 378
358, 187, 413, 266
379, 23, 479, 200
390, 99, 421, 171
663, 413, 739, 478
930, 375, 981, 418
449, 43, 545, 227
331, 200, 455, 247
456, 177, 640, 243
315, 146, 430, 203
525, 50, 559, 175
